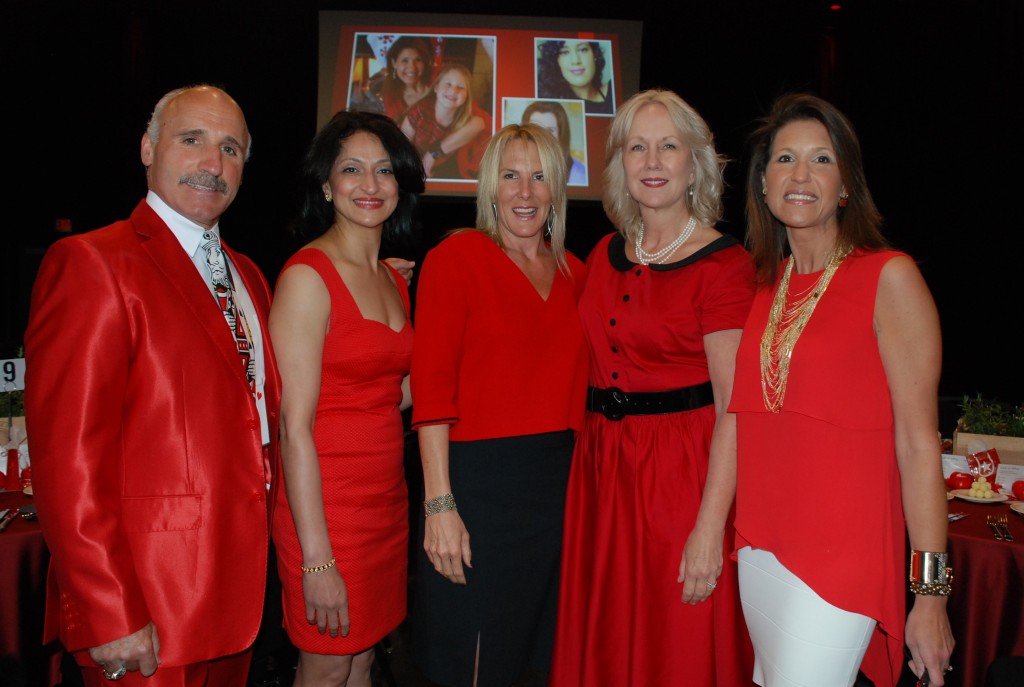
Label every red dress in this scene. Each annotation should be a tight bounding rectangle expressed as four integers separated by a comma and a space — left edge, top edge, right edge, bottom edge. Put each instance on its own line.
730, 250, 908, 686
551, 233, 756, 686
272, 249, 412, 654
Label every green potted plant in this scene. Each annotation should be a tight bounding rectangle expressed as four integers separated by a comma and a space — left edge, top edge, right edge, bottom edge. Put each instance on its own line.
954, 394, 1024, 465
1, 388, 23, 416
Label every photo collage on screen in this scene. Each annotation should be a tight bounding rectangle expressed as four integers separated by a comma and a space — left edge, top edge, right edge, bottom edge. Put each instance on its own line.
346, 32, 617, 186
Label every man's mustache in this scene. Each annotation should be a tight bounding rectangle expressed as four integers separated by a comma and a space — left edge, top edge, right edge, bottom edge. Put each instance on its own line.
178, 172, 229, 195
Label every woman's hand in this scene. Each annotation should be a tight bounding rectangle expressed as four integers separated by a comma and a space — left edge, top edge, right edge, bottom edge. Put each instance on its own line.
383, 257, 416, 286
424, 510, 472, 585
905, 596, 954, 686
421, 152, 436, 177
677, 523, 724, 604
302, 566, 350, 638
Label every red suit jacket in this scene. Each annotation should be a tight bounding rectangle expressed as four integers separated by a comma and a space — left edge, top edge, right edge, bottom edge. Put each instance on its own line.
24, 201, 281, 667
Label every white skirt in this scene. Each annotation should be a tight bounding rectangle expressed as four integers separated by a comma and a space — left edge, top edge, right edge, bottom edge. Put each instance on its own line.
737, 546, 877, 687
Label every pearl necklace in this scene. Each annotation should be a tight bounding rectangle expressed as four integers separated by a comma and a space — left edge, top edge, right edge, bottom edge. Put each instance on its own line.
759, 247, 850, 413
634, 216, 697, 266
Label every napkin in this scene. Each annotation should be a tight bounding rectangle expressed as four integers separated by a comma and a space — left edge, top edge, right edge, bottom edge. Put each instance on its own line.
1, 424, 29, 477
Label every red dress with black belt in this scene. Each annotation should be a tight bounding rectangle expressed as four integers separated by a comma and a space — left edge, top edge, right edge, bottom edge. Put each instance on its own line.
551, 232, 756, 686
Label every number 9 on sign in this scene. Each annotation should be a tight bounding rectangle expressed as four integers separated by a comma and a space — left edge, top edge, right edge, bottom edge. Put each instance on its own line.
1, 359, 26, 391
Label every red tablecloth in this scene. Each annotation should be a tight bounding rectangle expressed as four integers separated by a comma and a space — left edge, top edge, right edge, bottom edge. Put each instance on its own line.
0, 489, 62, 686
944, 497, 1024, 687
4, 489, 1019, 686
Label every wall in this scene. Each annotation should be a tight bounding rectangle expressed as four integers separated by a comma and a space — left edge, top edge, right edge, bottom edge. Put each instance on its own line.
5, 0, 1022, 412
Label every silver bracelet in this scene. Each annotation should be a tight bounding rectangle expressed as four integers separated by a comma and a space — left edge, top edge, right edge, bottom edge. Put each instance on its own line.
424, 493, 457, 517
909, 550, 953, 595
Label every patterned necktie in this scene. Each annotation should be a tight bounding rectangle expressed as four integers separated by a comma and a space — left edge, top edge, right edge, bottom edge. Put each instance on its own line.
200, 231, 255, 387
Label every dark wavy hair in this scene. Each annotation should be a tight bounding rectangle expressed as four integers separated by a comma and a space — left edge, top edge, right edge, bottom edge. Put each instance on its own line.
745, 93, 887, 285
291, 110, 425, 245
379, 37, 433, 106
537, 40, 606, 101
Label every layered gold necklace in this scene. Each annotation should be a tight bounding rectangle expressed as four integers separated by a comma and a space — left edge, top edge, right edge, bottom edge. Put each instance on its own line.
760, 247, 851, 412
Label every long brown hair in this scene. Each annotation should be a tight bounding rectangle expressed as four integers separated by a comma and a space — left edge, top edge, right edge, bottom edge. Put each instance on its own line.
745, 93, 888, 285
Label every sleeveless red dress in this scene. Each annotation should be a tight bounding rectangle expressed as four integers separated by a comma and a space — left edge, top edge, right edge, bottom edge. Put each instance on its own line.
731, 250, 908, 686
552, 233, 756, 686
272, 248, 412, 654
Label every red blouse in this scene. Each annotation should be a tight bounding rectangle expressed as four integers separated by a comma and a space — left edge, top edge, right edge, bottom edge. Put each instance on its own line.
411, 230, 588, 441
730, 250, 909, 686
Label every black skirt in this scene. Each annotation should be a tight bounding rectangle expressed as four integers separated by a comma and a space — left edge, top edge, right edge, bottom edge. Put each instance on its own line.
411, 430, 574, 687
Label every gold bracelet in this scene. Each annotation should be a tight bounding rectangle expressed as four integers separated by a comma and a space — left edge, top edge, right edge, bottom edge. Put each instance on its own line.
910, 579, 953, 596
424, 493, 457, 517
301, 557, 336, 574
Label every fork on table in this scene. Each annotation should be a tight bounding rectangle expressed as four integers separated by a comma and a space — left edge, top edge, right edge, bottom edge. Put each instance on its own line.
997, 513, 1014, 541
986, 515, 1004, 541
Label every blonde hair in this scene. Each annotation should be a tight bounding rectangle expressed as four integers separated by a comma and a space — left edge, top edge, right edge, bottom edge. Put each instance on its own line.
429, 63, 475, 132
474, 123, 569, 272
603, 89, 725, 238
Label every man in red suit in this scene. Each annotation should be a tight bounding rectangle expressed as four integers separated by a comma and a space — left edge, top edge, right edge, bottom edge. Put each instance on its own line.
24, 84, 281, 686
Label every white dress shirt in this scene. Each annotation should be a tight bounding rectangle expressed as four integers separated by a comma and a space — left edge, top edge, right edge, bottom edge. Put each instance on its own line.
147, 191, 270, 445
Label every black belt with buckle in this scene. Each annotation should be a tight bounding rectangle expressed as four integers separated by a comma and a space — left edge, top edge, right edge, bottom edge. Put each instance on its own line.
586, 382, 714, 421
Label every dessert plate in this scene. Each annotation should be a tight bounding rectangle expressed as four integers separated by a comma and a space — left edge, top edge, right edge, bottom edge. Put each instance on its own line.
951, 489, 1008, 504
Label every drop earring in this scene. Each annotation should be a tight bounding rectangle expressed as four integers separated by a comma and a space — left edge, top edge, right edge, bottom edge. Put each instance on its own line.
838, 191, 849, 208
546, 205, 554, 238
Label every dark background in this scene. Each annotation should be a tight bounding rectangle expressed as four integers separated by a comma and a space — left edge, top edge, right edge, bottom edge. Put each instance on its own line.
5, 0, 1022, 427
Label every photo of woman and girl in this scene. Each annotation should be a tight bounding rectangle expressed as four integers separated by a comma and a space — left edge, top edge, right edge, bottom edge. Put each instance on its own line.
349, 34, 494, 181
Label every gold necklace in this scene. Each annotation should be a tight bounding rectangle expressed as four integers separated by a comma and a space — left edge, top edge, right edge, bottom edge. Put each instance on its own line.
760, 247, 851, 412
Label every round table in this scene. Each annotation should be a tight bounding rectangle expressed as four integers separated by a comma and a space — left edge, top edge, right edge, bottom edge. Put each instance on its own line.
0, 489, 62, 686
944, 496, 1024, 687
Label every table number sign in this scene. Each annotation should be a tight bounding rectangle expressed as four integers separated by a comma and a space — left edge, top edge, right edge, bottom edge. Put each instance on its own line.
2, 358, 24, 446
1, 358, 26, 489
1, 359, 25, 391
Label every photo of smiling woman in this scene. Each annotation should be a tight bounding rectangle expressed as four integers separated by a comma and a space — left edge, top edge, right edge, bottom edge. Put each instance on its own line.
348, 35, 435, 122
536, 38, 615, 115
520, 99, 588, 186
377, 36, 434, 121
400, 62, 493, 180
